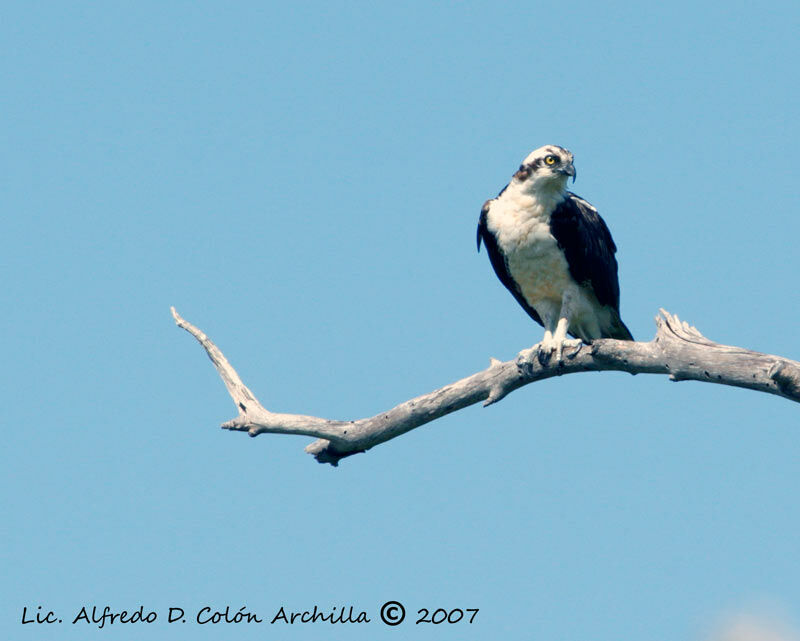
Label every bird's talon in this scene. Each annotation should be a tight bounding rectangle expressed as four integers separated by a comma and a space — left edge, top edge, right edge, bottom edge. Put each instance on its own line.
537, 344, 555, 366
565, 341, 583, 359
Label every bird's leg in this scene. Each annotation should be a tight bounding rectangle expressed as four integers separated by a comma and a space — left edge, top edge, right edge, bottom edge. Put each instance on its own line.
550, 290, 582, 362
517, 296, 582, 368
551, 317, 581, 361
534, 304, 561, 366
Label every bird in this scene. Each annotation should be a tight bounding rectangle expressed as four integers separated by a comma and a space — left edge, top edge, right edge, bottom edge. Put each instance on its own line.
477, 145, 633, 363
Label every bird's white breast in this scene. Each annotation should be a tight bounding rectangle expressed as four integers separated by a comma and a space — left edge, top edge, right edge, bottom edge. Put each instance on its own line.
486, 189, 573, 305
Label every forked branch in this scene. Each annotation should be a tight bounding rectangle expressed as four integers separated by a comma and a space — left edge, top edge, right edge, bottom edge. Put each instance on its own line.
171, 307, 800, 466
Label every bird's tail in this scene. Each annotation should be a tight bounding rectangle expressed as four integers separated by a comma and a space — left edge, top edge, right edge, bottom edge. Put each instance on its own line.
604, 311, 634, 341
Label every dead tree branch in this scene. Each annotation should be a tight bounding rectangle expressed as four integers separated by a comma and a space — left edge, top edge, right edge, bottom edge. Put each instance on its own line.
171, 307, 800, 466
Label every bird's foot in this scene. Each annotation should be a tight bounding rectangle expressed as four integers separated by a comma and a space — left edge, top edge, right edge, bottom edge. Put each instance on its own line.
516, 338, 584, 374
562, 338, 584, 360
537, 336, 584, 365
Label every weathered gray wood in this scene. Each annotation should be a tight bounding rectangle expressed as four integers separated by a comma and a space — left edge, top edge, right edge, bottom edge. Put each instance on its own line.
171, 307, 800, 466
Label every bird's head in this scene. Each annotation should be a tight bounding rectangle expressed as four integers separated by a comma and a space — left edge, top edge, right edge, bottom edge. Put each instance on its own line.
513, 145, 576, 194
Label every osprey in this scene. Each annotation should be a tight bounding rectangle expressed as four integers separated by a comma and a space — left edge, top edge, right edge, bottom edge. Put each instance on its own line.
477, 145, 633, 363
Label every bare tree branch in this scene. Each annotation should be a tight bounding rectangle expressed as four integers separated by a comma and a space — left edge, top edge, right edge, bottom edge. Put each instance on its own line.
171, 307, 800, 466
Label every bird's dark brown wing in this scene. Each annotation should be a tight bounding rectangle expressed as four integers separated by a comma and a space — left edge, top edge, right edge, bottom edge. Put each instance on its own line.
549, 193, 633, 340
549, 193, 621, 310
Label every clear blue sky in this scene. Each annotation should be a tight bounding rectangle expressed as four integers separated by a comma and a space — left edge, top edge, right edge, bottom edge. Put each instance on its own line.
3, 1, 800, 640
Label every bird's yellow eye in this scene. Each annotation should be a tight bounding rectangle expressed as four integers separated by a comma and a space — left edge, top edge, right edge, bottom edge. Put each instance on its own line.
545, 155, 557, 165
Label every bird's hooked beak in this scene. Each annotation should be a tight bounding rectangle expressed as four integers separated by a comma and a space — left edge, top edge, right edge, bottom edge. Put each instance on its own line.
561, 162, 576, 183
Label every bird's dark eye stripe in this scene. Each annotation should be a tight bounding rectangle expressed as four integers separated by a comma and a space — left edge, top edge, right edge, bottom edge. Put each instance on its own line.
514, 164, 532, 180
516, 154, 563, 176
